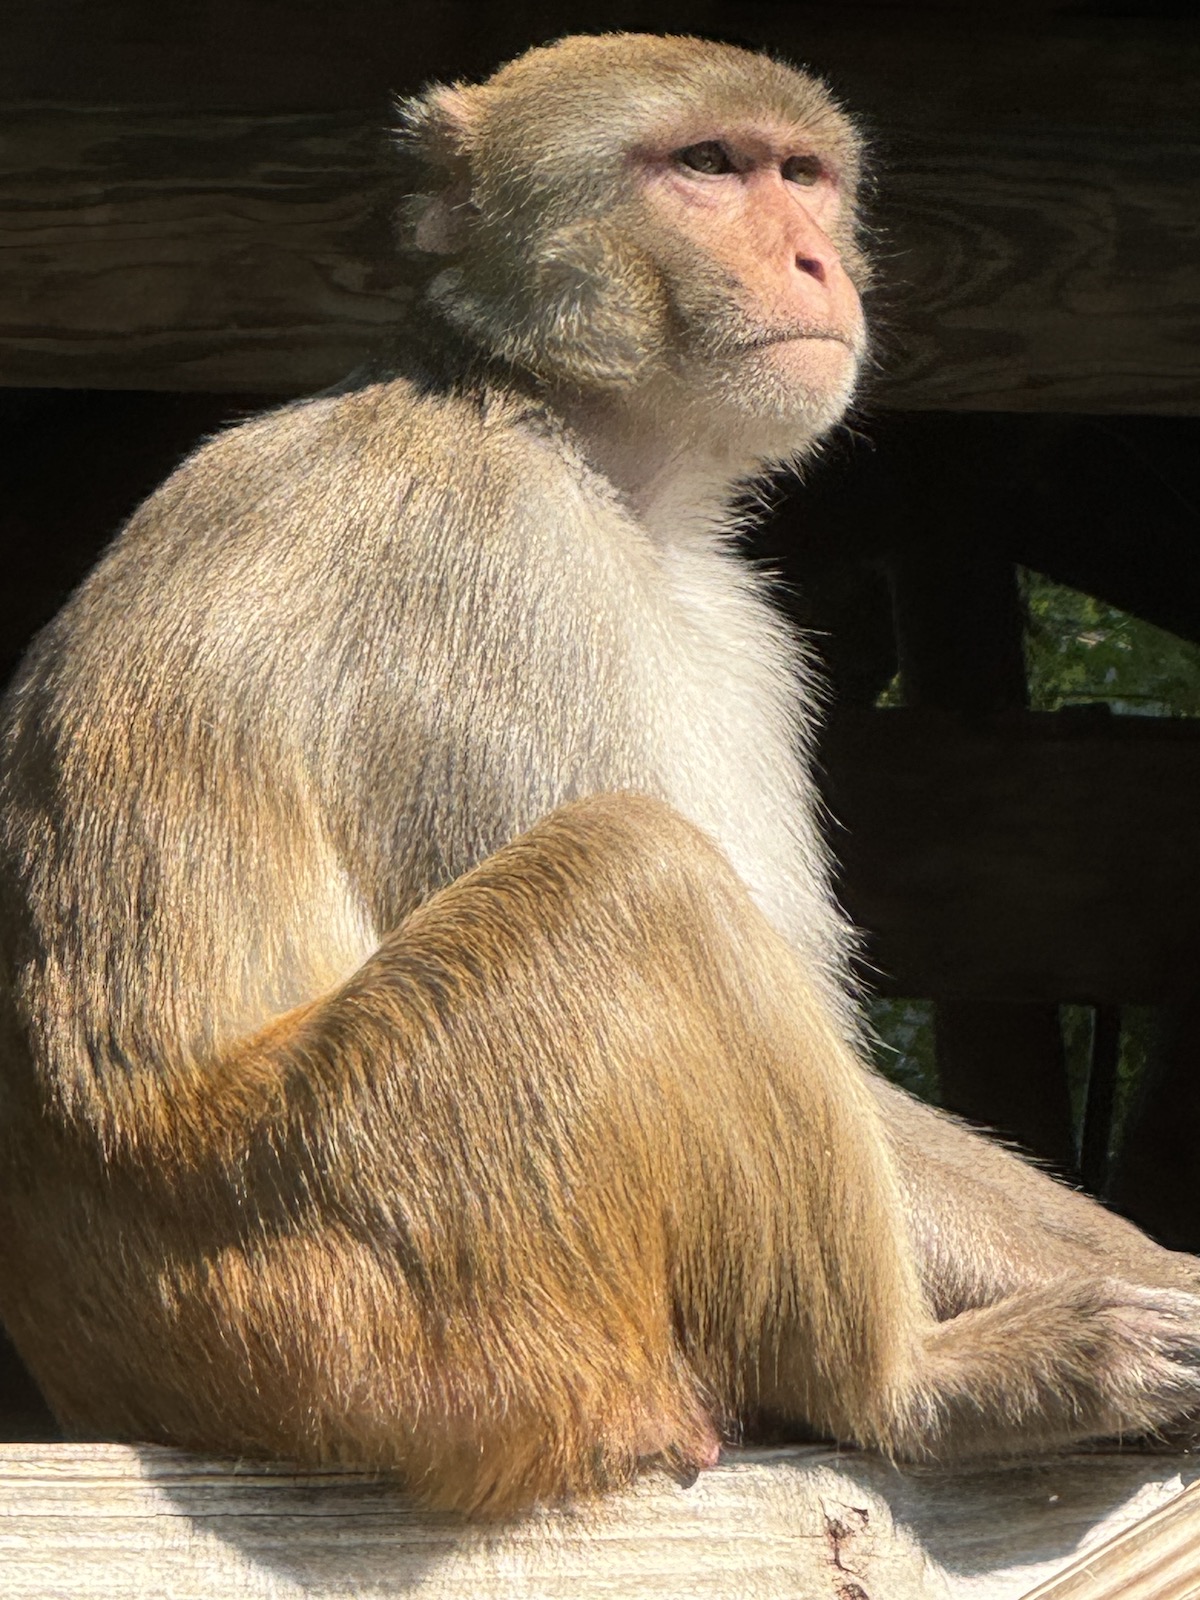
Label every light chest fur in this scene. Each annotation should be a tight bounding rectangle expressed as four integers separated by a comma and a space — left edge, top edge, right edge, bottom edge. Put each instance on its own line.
508, 411, 853, 1014
626, 526, 853, 1015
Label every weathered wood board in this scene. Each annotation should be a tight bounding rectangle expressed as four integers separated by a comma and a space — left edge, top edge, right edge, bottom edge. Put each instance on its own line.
1, 1444, 1197, 1599
1, 3, 1197, 409
1020, 1476, 1200, 1600
2, 106, 1194, 411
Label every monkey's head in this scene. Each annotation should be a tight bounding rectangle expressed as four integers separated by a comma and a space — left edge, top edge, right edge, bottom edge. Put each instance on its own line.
401, 34, 868, 455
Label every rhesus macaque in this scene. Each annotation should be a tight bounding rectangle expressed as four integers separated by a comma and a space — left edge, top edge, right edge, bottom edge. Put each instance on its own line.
1, 34, 1198, 1515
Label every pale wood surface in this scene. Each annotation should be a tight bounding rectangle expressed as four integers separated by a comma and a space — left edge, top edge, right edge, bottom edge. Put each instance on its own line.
1, 1444, 1197, 1599
1021, 1477, 1200, 1600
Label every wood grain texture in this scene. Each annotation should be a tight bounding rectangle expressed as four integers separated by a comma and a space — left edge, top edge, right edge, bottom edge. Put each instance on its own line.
871, 130, 1200, 414
3, 3, 1197, 403
1020, 1478, 1200, 1600
1, 1444, 1196, 1599
0, 107, 411, 394
0, 65, 1196, 404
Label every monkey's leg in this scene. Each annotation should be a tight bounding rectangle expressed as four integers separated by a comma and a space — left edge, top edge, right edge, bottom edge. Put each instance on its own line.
12, 796, 1197, 1503
3, 794, 926, 1515
914, 1272, 1200, 1458
795, 1078, 1200, 1460
724, 1042, 1200, 1462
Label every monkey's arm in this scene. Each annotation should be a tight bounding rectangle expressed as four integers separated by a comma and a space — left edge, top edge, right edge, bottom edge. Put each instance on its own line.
869, 1076, 1200, 1312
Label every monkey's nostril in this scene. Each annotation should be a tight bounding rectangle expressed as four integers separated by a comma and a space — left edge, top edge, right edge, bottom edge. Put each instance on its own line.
796, 255, 826, 283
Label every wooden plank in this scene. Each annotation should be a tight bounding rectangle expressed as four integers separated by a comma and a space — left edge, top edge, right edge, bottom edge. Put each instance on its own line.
0, 107, 412, 395
0, 1444, 1195, 1598
873, 129, 1200, 414
1020, 1477, 1200, 1600
1, 7, 1197, 407
822, 710, 1200, 1005
0, 108, 1193, 408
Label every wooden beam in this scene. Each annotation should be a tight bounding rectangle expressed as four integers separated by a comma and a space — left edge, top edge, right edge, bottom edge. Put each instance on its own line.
0, 107, 409, 395
1110, 994, 1200, 1253
822, 709, 1200, 1005
1, 5, 1196, 407
0, 1443, 1195, 1598
760, 413, 1200, 651
887, 532, 1076, 1166
1, 110, 1191, 409
871, 129, 1200, 414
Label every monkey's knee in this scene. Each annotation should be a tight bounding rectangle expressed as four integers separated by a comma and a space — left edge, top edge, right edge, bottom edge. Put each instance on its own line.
503, 791, 757, 914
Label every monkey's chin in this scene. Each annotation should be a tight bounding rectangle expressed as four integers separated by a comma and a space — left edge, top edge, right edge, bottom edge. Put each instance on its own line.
704, 338, 859, 457
764, 333, 858, 388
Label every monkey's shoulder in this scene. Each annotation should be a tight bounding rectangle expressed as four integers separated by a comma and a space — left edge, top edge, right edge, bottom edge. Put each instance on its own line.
2, 375, 642, 744
114, 376, 622, 574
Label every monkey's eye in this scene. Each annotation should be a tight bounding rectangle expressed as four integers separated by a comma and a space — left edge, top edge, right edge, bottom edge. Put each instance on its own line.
781, 154, 823, 186
676, 141, 737, 176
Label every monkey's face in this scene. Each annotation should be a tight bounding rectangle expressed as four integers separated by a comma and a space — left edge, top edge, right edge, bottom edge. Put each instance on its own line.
630, 119, 866, 435
403, 35, 868, 449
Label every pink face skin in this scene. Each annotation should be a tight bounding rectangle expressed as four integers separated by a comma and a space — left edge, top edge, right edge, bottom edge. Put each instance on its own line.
635, 121, 865, 385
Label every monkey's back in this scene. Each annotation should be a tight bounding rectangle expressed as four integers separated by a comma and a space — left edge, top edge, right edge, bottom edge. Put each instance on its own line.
0, 371, 851, 1129
0, 380, 670, 1114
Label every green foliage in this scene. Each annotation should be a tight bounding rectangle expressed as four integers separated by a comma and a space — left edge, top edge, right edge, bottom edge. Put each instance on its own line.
1110, 1005, 1157, 1162
1060, 1003, 1093, 1150
867, 997, 938, 1101
1060, 1003, 1156, 1182
1023, 571, 1200, 717
868, 573, 1196, 1139
875, 670, 903, 708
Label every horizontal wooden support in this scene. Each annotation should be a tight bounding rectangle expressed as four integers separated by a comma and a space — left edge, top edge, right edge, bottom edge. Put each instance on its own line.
1, 5, 1197, 407
0, 1443, 1195, 1599
0, 108, 1193, 410
823, 709, 1200, 1003
871, 129, 1200, 414
0, 108, 409, 396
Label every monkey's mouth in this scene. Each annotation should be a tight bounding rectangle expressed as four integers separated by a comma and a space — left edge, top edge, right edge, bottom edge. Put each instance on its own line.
741, 327, 857, 351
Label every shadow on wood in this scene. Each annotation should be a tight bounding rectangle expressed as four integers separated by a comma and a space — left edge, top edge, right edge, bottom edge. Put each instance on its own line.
1, 1444, 1197, 1599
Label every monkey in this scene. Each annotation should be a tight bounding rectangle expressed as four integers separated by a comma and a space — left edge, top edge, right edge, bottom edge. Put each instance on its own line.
1, 32, 1199, 1517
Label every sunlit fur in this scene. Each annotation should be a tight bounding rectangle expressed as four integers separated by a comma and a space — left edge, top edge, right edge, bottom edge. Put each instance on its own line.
1, 34, 1200, 1518
401, 34, 866, 439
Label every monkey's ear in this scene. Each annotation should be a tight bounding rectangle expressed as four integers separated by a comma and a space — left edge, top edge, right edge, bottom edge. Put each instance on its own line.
396, 83, 484, 172
397, 83, 485, 257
